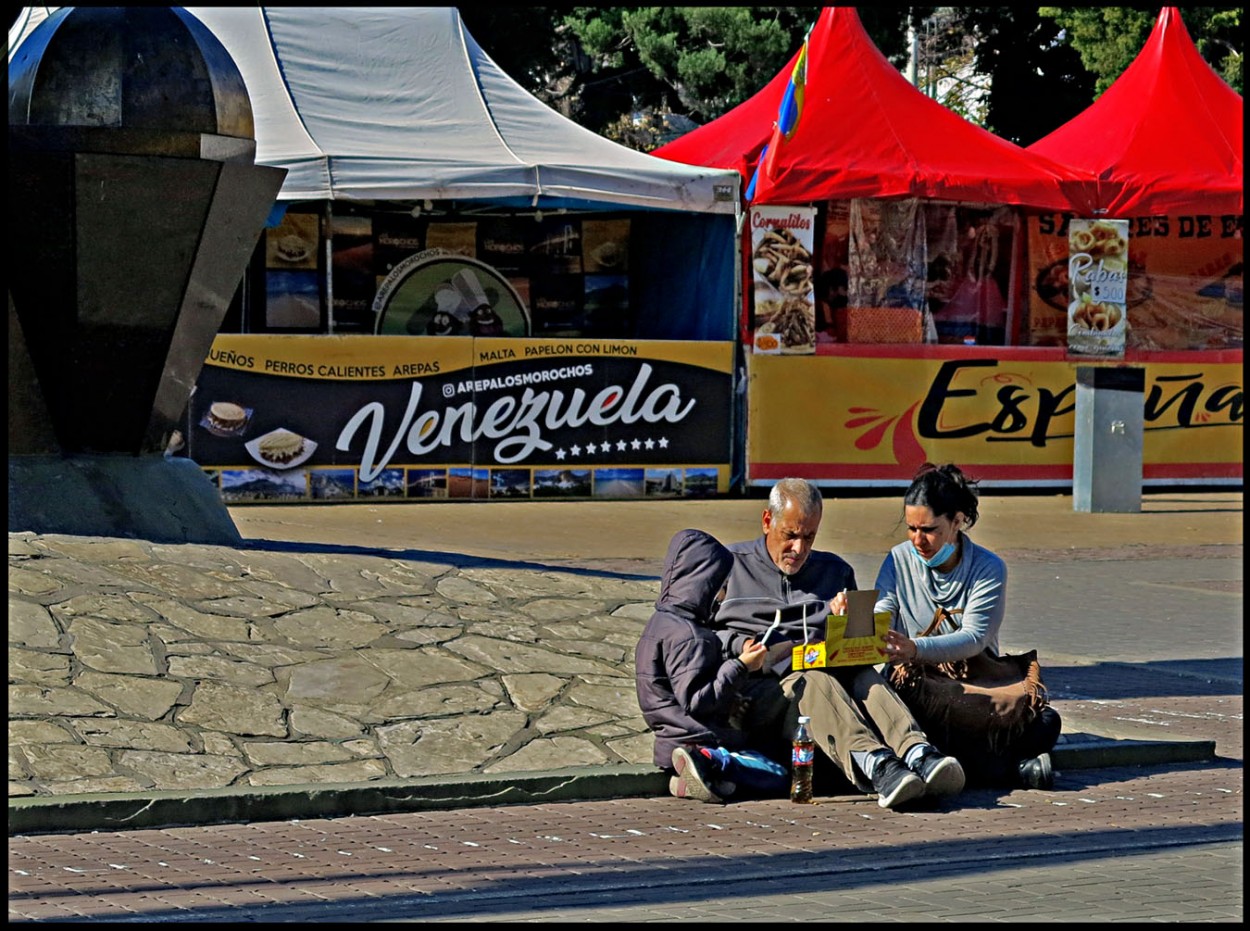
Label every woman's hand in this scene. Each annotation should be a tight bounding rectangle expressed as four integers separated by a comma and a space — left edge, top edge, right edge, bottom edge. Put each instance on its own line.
739, 638, 768, 672
883, 629, 917, 664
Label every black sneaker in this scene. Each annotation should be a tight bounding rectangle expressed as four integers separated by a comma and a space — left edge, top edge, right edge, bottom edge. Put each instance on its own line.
871, 755, 926, 809
1018, 752, 1055, 790
671, 746, 725, 804
910, 748, 966, 797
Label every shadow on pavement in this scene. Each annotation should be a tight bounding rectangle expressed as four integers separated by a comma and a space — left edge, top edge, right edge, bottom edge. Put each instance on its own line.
944, 757, 1245, 803
9, 821, 1239, 922
240, 537, 661, 580
1139, 497, 1244, 513
1046, 658, 1243, 700
1055, 757, 1244, 785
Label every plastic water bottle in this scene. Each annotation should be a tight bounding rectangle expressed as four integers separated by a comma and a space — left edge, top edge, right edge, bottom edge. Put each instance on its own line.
790, 715, 815, 803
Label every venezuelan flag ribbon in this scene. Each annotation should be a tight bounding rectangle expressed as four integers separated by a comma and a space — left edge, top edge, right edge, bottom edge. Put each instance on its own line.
746, 24, 811, 202
776, 38, 808, 142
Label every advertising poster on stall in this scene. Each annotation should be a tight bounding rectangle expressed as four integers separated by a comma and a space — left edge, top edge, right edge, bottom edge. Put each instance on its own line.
258, 206, 641, 343
745, 349, 1242, 486
842, 199, 932, 344
329, 213, 375, 332
187, 336, 735, 502
1027, 212, 1243, 350
1065, 218, 1130, 356
265, 211, 323, 329
749, 206, 817, 354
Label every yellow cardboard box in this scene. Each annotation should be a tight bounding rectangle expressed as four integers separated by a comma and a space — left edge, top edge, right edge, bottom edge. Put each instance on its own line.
791, 589, 890, 669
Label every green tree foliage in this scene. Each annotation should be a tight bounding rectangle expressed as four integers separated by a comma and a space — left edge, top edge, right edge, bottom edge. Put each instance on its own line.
1039, 6, 1242, 95
957, 7, 1096, 146
553, 5, 815, 146
463, 7, 1242, 151
1200, 7, 1245, 92
458, 7, 585, 117
909, 8, 991, 124
559, 6, 915, 148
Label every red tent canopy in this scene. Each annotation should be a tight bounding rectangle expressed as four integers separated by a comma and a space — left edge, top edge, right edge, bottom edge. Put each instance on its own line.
654, 7, 1089, 212
1028, 7, 1243, 218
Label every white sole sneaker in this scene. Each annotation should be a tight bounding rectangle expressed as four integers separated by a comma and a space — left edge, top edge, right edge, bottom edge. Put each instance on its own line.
671, 747, 724, 804
920, 754, 966, 797
873, 759, 926, 810
878, 774, 925, 809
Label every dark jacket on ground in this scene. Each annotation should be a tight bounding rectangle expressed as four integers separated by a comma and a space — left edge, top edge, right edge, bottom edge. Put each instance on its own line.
715, 536, 858, 659
635, 528, 749, 769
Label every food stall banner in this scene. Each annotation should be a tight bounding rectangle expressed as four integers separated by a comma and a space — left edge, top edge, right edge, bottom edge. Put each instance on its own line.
186, 336, 734, 502
1066, 219, 1130, 357
745, 350, 1242, 486
750, 206, 816, 354
1028, 212, 1243, 351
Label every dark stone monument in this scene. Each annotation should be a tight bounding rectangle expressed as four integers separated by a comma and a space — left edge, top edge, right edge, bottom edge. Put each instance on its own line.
8, 7, 286, 543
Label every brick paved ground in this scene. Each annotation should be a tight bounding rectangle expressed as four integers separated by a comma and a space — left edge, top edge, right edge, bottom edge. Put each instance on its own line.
8, 756, 1241, 921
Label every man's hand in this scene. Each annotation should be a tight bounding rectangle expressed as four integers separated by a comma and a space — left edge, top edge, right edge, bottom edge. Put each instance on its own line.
828, 589, 849, 615
738, 637, 768, 672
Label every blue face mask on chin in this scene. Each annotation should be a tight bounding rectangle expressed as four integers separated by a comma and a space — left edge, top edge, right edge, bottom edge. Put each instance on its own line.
911, 541, 957, 569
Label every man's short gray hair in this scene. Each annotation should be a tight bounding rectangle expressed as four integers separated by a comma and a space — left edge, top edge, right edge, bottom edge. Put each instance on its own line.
768, 478, 823, 519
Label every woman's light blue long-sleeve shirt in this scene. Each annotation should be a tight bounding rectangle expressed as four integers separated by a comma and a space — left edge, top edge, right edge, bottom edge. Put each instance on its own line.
872, 534, 1006, 665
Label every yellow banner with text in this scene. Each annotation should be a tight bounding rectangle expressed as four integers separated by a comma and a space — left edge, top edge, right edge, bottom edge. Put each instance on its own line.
746, 350, 1242, 484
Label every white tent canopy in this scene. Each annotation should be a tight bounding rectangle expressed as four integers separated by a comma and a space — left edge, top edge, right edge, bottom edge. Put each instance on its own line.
9, 6, 740, 213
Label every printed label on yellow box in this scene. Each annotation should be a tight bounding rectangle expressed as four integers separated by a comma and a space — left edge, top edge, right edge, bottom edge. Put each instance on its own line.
823, 611, 891, 666
792, 641, 827, 670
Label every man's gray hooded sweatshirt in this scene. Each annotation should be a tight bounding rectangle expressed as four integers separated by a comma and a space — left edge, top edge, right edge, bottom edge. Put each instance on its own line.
635, 528, 749, 770
716, 536, 858, 659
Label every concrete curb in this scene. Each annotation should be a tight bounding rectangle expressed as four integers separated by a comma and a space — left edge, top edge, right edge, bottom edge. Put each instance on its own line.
7, 734, 1217, 836
1053, 734, 1216, 770
8, 765, 664, 836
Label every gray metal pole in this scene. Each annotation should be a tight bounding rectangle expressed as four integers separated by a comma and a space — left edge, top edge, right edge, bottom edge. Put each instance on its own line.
1073, 366, 1146, 513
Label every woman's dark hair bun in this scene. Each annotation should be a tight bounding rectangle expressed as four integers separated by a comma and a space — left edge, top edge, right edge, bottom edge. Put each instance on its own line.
904, 462, 980, 529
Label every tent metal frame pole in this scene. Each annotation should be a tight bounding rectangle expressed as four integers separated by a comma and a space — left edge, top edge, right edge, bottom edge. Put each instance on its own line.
731, 199, 746, 494
325, 200, 336, 335
1005, 210, 1024, 346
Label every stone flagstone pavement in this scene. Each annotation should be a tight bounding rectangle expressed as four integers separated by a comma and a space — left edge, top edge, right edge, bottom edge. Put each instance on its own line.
9, 533, 660, 797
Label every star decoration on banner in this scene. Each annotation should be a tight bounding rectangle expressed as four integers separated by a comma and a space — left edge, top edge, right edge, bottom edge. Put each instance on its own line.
541, 433, 683, 461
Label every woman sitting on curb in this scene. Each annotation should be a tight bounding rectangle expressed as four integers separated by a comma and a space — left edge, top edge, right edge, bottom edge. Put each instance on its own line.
875, 463, 1062, 789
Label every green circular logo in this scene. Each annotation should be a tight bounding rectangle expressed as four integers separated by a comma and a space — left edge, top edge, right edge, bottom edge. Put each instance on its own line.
373, 249, 530, 337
